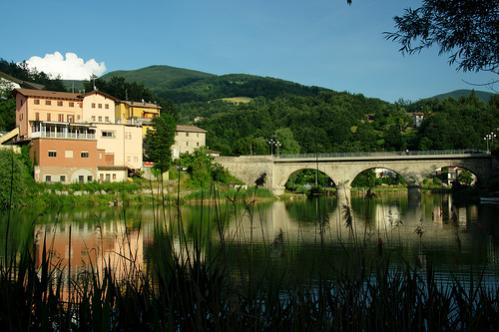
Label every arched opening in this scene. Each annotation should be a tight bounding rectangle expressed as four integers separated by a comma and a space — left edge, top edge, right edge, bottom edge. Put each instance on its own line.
352, 168, 407, 190
424, 166, 478, 190
284, 169, 336, 196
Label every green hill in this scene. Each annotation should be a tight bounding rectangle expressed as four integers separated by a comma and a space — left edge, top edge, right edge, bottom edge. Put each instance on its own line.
100, 65, 215, 94
426, 89, 496, 103
100, 65, 329, 104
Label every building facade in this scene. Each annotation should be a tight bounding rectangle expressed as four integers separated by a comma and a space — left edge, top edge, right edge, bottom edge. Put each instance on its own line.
14, 88, 143, 183
172, 125, 206, 159
115, 100, 161, 135
13, 88, 208, 183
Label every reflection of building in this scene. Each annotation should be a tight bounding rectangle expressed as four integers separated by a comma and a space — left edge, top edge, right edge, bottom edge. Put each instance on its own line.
172, 125, 206, 159
35, 223, 143, 286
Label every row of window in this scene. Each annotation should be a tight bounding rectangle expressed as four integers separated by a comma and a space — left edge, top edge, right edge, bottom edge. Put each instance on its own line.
176, 132, 201, 137
91, 115, 111, 123
44, 173, 120, 183
48, 150, 89, 158
91, 103, 110, 109
34, 99, 82, 108
184, 142, 200, 147
35, 112, 80, 122
45, 175, 92, 183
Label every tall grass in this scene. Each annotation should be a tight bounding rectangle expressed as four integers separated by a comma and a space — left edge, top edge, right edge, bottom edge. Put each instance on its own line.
0, 180, 498, 330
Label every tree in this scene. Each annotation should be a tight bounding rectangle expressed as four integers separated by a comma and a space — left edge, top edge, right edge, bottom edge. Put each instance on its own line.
385, 0, 499, 74
83, 76, 156, 102
274, 128, 301, 154
0, 150, 33, 209
144, 113, 176, 173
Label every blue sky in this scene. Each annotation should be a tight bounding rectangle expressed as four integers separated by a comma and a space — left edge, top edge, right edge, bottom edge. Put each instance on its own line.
0, 0, 495, 102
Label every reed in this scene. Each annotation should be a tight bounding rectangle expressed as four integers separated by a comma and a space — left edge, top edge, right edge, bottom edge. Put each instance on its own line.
0, 181, 498, 330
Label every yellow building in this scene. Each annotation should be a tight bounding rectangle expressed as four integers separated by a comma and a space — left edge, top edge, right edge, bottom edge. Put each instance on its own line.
115, 100, 161, 135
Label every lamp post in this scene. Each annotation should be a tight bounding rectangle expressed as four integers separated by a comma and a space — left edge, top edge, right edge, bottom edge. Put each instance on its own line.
484, 131, 497, 153
267, 138, 281, 156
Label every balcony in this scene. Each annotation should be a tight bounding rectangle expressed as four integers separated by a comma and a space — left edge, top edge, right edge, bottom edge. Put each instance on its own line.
30, 121, 96, 140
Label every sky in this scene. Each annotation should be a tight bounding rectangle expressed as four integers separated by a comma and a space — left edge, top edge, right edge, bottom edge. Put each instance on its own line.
0, 0, 495, 102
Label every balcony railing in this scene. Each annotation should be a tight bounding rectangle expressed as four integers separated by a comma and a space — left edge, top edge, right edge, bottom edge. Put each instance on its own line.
277, 149, 490, 159
31, 131, 95, 140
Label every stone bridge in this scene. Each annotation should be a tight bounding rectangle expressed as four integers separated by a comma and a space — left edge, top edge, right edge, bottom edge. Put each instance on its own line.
216, 150, 497, 200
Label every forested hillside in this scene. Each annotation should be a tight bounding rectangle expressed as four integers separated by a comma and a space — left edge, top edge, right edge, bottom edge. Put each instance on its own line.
2, 60, 498, 158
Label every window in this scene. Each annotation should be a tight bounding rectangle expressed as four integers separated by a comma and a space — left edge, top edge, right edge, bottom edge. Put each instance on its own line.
60, 175, 66, 183
58, 114, 64, 122
77, 115, 80, 120
101, 131, 115, 138
105, 116, 109, 122
81, 151, 89, 158
48, 151, 57, 157
87, 176, 93, 182
65, 150, 73, 158
91, 116, 96, 121
98, 103, 102, 109
78, 175, 84, 183
67, 115, 74, 123
34, 99, 40, 105
45, 100, 51, 105
57, 101, 63, 106
186, 142, 189, 146
196, 142, 199, 147
98, 116, 102, 122
91, 103, 95, 108
47, 113, 51, 121
105, 174, 111, 182
105, 104, 109, 109
35, 112, 39, 121
112, 174, 116, 180
69, 102, 74, 107
186, 132, 189, 137
45, 175, 51, 182
99, 174, 104, 181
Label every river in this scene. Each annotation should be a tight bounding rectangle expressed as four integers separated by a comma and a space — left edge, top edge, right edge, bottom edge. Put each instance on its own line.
2, 192, 498, 286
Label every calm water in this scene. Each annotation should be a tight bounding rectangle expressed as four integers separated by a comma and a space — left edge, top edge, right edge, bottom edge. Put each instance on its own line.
2, 192, 499, 285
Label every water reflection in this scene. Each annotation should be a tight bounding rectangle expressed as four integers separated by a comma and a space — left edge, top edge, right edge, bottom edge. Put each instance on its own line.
13, 193, 498, 284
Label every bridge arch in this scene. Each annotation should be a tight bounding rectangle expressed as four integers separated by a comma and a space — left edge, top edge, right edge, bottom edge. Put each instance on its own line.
274, 164, 339, 195
431, 165, 480, 187
284, 168, 336, 192
351, 167, 408, 188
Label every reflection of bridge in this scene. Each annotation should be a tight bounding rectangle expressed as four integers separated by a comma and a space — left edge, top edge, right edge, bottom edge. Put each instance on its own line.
216, 150, 497, 198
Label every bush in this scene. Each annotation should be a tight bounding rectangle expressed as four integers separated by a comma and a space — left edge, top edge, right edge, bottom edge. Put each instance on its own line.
0, 150, 33, 209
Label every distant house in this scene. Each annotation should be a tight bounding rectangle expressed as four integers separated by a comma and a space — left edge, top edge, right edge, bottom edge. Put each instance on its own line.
0, 71, 44, 92
411, 112, 425, 127
172, 125, 206, 159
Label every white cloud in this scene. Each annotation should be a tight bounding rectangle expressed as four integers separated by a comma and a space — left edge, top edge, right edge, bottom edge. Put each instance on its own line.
25, 52, 106, 80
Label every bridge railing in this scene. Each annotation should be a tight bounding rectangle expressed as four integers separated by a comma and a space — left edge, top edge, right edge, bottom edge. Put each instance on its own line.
277, 149, 490, 159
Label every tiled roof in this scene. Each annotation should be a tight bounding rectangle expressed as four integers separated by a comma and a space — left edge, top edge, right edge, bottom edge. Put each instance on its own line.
176, 125, 206, 133
15, 88, 82, 100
